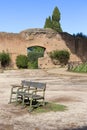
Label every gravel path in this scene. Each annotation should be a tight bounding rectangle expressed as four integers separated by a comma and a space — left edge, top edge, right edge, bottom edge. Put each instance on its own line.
0, 69, 87, 130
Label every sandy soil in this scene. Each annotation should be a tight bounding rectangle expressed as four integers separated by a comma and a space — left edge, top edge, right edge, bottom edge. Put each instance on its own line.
0, 68, 87, 130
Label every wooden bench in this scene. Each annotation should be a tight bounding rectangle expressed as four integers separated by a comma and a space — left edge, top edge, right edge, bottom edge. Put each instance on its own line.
17, 81, 46, 111
9, 80, 46, 112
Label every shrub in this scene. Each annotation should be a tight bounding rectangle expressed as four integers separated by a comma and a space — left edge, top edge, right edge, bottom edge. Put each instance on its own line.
16, 55, 28, 68
28, 61, 38, 69
49, 50, 70, 65
0, 51, 11, 68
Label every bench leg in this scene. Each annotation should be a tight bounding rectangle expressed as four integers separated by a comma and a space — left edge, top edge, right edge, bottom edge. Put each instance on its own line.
9, 94, 12, 104
29, 98, 33, 112
43, 98, 45, 106
9, 88, 13, 104
21, 95, 26, 109
15, 92, 19, 105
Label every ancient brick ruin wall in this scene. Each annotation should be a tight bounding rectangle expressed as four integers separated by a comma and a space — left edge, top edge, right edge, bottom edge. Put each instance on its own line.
0, 28, 87, 68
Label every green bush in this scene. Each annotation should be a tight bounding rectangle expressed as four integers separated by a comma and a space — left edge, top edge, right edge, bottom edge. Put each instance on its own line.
28, 61, 38, 69
0, 51, 11, 68
16, 55, 28, 69
49, 50, 70, 65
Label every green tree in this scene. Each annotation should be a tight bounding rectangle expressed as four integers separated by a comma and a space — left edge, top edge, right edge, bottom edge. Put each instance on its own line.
52, 6, 62, 32
28, 46, 44, 53
27, 51, 44, 69
44, 16, 52, 28
44, 6, 62, 32
52, 6, 60, 21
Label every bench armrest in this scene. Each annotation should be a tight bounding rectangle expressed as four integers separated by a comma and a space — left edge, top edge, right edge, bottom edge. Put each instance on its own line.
31, 89, 44, 94
11, 84, 22, 88
17, 86, 30, 93
22, 87, 35, 92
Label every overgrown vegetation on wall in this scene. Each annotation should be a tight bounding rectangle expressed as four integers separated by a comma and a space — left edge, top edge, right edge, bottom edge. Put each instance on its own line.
0, 51, 11, 68
49, 50, 70, 66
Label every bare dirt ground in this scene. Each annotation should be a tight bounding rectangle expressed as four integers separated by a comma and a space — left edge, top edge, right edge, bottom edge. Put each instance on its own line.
0, 68, 87, 130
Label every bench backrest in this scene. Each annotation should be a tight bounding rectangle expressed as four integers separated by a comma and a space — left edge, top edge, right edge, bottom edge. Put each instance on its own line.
21, 80, 31, 87
30, 81, 46, 90
21, 80, 46, 90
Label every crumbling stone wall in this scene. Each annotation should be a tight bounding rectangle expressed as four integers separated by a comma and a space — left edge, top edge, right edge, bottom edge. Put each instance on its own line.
0, 28, 87, 68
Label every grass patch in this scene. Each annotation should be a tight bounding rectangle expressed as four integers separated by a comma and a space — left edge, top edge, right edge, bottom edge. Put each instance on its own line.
11, 100, 67, 113
33, 102, 67, 113
71, 63, 87, 73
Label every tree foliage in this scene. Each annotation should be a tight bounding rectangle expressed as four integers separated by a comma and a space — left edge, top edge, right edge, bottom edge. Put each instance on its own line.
52, 7, 60, 21
27, 46, 44, 69
27, 51, 44, 69
73, 32, 87, 39
44, 16, 52, 29
28, 46, 44, 53
44, 6, 62, 32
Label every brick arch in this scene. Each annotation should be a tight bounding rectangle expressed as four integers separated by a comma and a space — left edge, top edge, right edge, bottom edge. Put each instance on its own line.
27, 45, 46, 50
27, 45, 46, 55
26, 43, 49, 53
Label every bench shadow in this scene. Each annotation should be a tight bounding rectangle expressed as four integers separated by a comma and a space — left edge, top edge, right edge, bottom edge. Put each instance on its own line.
66, 126, 87, 130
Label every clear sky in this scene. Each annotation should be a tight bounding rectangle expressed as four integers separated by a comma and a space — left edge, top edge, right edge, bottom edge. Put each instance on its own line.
0, 0, 87, 35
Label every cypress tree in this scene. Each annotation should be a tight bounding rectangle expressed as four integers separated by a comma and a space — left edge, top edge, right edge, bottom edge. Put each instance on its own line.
52, 6, 62, 32
44, 16, 52, 28
44, 6, 62, 32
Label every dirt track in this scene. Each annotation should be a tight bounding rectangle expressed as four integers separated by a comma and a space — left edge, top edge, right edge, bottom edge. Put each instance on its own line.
0, 68, 87, 130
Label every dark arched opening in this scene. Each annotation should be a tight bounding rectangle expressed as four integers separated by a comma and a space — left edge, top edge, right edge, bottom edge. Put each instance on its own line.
27, 46, 45, 69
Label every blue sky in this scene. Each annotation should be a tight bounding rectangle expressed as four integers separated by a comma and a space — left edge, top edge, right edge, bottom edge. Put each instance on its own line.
0, 0, 87, 35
